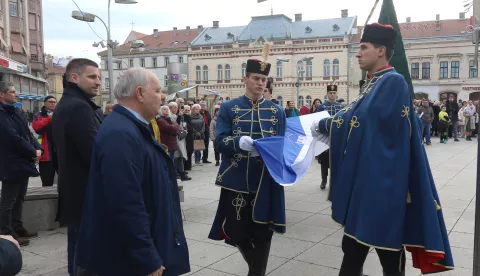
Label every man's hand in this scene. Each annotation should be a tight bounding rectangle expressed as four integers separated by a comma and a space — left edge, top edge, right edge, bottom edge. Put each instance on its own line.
239, 136, 256, 152
34, 150, 42, 162
0, 235, 19, 248
147, 266, 165, 276
318, 133, 330, 146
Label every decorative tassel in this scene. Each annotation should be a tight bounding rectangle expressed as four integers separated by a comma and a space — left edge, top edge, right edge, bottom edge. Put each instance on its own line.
261, 42, 270, 62
407, 192, 411, 204
434, 200, 441, 211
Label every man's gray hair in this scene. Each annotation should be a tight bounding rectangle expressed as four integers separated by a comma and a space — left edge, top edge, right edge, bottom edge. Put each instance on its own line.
114, 68, 150, 100
0, 81, 13, 93
168, 102, 178, 108
192, 104, 201, 110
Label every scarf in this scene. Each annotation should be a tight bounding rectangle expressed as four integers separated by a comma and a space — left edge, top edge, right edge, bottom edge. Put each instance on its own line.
150, 118, 161, 143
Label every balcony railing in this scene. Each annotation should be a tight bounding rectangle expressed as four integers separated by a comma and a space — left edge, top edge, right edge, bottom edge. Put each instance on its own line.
10, 17, 23, 34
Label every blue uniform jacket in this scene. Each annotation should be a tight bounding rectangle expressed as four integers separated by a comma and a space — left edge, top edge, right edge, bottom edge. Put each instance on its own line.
319, 67, 454, 273
317, 100, 343, 116
210, 96, 287, 235
75, 105, 190, 276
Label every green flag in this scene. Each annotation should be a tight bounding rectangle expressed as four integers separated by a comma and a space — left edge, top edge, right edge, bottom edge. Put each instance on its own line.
378, 0, 414, 95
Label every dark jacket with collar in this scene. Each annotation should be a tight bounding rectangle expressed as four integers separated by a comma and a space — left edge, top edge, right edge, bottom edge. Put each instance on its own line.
75, 105, 190, 276
0, 102, 42, 181
51, 82, 103, 226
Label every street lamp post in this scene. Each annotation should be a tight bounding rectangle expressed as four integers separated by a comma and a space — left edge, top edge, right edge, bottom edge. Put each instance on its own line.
72, 0, 138, 104
276, 56, 313, 107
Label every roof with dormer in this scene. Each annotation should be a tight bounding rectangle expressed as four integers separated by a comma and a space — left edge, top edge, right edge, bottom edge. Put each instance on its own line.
191, 14, 357, 46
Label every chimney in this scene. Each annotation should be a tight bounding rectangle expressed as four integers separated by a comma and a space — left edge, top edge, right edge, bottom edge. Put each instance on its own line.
460, 12, 466, 19
213, 21, 219, 28
198, 25, 204, 33
406, 17, 411, 23
436, 14, 440, 21
341, 9, 348, 18
173, 27, 177, 36
153, 29, 159, 38
186, 26, 191, 35
295, 13, 302, 22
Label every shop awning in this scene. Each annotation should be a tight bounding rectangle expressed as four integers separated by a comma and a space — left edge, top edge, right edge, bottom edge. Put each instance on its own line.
17, 72, 47, 83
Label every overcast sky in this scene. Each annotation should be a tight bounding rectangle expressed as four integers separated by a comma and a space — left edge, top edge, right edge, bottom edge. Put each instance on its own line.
44, 0, 471, 63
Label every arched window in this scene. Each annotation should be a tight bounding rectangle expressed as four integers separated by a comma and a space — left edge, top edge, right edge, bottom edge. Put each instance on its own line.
217, 65, 223, 81
196, 66, 201, 81
333, 59, 339, 76
203, 65, 209, 81
297, 60, 304, 77
226, 97, 231, 100
306, 60, 313, 77
242, 63, 247, 77
306, 95, 312, 107
225, 64, 231, 80
298, 95, 304, 107
219, 97, 224, 101
276, 61, 283, 78
324, 59, 331, 77
277, 96, 283, 107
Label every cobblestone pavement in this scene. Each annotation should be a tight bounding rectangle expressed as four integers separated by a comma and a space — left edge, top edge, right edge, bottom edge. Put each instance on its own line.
21, 137, 477, 275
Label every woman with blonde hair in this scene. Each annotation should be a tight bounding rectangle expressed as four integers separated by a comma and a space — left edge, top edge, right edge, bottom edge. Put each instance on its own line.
157, 105, 180, 159
190, 104, 205, 165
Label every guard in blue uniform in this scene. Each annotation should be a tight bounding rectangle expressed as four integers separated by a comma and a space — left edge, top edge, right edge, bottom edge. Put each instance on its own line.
312, 23, 454, 276
208, 54, 286, 276
316, 84, 343, 190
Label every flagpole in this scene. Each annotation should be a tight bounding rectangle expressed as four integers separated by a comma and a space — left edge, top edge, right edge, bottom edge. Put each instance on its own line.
364, 0, 381, 26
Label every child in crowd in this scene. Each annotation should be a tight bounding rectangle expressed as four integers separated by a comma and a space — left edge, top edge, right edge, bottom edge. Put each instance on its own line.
438, 105, 450, 144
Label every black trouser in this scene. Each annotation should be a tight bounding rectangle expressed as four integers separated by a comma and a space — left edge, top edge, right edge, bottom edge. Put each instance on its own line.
340, 235, 405, 275
213, 140, 220, 162
0, 178, 29, 235
39, 161, 57, 187
318, 150, 329, 180
203, 131, 210, 162
221, 190, 273, 276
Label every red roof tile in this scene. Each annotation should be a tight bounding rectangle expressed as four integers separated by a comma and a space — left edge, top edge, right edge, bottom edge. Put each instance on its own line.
99, 28, 199, 57
350, 18, 471, 43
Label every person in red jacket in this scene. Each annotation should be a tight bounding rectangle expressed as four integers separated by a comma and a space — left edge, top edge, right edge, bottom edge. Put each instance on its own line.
32, 96, 57, 187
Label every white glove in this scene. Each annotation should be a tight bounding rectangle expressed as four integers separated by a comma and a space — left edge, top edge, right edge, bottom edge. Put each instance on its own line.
239, 136, 256, 152
311, 120, 321, 137
317, 133, 330, 146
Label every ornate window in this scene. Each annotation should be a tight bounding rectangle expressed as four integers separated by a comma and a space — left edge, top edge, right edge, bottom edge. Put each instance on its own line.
225, 64, 231, 80
470, 60, 478, 78
332, 59, 339, 76
306, 95, 312, 107
451, 61, 459, 79
277, 96, 283, 106
411, 63, 419, 79
306, 60, 313, 77
195, 66, 201, 81
439, 61, 448, 79
323, 59, 331, 77
298, 95, 304, 107
203, 65, 209, 81
217, 65, 223, 81
276, 61, 283, 78
422, 62, 431, 79
242, 63, 247, 77
297, 61, 304, 77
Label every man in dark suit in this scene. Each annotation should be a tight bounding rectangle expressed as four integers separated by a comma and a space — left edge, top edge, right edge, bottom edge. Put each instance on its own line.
199, 101, 212, 163
75, 68, 190, 276
0, 81, 42, 247
52, 58, 103, 276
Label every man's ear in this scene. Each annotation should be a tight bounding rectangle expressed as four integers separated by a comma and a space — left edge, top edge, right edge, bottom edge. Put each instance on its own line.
135, 86, 144, 102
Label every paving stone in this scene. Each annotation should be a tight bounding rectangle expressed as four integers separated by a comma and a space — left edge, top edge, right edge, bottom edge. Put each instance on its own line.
188, 241, 237, 267
184, 208, 217, 224
208, 252, 288, 275
190, 268, 236, 276
270, 235, 316, 259
184, 265, 203, 276
453, 218, 474, 234
320, 229, 344, 247
449, 247, 473, 270
286, 201, 330, 213
294, 243, 344, 269
363, 252, 420, 276
434, 267, 473, 276
22, 233, 68, 263
285, 210, 315, 226
268, 260, 339, 276
448, 231, 474, 249
181, 197, 218, 211
282, 224, 336, 243
18, 251, 66, 275
299, 214, 342, 230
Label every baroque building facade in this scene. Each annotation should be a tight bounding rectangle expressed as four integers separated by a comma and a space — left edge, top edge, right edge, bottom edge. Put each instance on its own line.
188, 11, 358, 107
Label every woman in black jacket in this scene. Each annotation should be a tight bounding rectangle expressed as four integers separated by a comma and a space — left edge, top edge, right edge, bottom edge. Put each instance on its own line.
183, 105, 195, 171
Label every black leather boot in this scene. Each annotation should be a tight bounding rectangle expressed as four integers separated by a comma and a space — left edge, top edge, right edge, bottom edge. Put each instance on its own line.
248, 241, 271, 276
237, 242, 254, 270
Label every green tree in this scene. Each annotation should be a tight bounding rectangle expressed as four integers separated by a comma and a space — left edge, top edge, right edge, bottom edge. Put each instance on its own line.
378, 0, 414, 95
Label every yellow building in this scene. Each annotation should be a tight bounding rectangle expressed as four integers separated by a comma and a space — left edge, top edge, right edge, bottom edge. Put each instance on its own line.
188, 11, 358, 107
348, 13, 479, 102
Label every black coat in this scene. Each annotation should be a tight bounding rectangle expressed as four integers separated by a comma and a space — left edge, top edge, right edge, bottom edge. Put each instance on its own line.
184, 115, 194, 154
446, 101, 459, 122
0, 102, 42, 181
52, 83, 103, 226
200, 110, 211, 132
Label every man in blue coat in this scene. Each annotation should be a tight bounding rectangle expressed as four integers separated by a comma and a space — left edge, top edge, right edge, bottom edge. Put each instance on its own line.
75, 68, 190, 276
312, 23, 453, 275
208, 52, 286, 276
316, 84, 342, 190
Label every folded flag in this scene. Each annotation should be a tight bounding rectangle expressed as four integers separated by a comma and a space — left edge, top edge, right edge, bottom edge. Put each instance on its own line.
253, 111, 330, 185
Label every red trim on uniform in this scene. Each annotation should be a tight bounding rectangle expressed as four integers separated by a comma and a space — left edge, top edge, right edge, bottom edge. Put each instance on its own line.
371, 22, 395, 30
367, 65, 393, 79
407, 247, 449, 274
